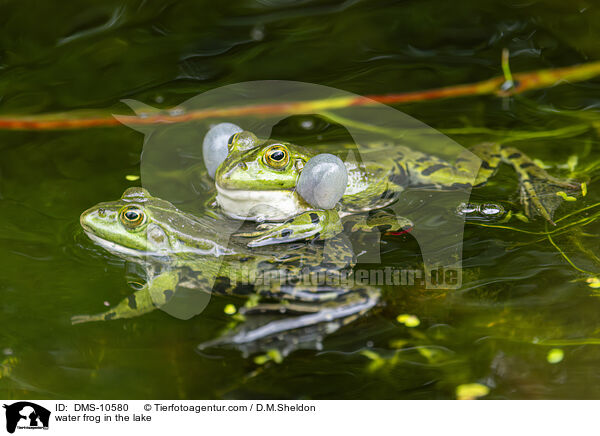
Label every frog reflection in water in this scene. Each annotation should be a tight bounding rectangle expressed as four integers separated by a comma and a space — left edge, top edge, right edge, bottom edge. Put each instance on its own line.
76, 187, 378, 354
207, 125, 579, 247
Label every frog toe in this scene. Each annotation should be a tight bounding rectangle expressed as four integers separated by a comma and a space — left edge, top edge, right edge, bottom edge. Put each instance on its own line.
501, 146, 581, 223
243, 224, 314, 247
238, 210, 342, 247
70, 313, 106, 324
520, 176, 581, 224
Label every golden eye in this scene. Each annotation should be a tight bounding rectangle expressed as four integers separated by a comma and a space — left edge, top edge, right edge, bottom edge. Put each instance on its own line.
119, 206, 146, 229
263, 145, 289, 169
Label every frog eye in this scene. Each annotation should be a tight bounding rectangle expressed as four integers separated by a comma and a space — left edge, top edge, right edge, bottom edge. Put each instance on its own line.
263, 145, 290, 169
119, 206, 146, 229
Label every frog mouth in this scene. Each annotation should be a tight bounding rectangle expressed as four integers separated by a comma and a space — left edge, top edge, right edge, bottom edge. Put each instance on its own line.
215, 184, 309, 222
83, 231, 149, 258
80, 210, 152, 257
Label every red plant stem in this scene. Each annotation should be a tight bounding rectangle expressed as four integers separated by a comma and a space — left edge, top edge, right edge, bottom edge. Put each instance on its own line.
0, 61, 598, 131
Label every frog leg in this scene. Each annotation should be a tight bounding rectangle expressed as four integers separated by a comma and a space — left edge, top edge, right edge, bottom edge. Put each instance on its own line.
455, 142, 503, 186
71, 271, 179, 324
402, 142, 505, 188
235, 209, 343, 247
201, 192, 221, 219
499, 146, 579, 224
405, 151, 476, 188
461, 143, 579, 223
409, 142, 579, 223
345, 210, 413, 234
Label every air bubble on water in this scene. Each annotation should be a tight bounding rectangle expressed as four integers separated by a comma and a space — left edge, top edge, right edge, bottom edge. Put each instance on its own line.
461, 203, 477, 213
3, 348, 13, 356
169, 107, 185, 117
155, 95, 164, 104
251, 24, 265, 41
481, 205, 501, 216
500, 80, 515, 92
104, 301, 110, 307
457, 203, 477, 215
300, 119, 314, 130
366, 341, 374, 348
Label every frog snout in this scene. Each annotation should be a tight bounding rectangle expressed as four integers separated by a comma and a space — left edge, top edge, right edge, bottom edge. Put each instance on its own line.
80, 207, 116, 232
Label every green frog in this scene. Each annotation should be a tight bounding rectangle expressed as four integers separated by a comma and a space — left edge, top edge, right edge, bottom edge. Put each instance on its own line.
75, 187, 379, 354
208, 127, 580, 247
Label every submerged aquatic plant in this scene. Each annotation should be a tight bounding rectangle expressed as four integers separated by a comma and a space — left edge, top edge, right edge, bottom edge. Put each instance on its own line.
0, 54, 599, 131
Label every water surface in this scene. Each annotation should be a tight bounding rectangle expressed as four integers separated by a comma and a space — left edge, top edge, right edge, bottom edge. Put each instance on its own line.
0, 0, 599, 399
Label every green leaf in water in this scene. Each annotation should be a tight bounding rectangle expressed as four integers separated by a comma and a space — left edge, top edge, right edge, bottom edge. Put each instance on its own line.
547, 348, 564, 364
456, 383, 490, 400
396, 314, 420, 327
556, 191, 577, 202
224, 304, 236, 315
567, 155, 579, 172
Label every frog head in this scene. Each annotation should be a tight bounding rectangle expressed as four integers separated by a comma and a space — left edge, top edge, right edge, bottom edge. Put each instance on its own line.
81, 187, 226, 256
216, 133, 315, 191
214, 133, 317, 221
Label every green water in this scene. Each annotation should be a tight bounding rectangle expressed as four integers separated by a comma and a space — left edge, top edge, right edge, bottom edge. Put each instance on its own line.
1, 0, 599, 399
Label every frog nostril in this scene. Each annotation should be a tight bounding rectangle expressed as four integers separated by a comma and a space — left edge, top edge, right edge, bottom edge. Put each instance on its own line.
238, 162, 247, 170
97, 208, 106, 217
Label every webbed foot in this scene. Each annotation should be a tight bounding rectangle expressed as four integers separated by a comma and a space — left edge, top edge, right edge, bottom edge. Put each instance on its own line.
235, 209, 342, 247
503, 147, 581, 224
71, 285, 157, 324
519, 176, 580, 224
71, 271, 180, 324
